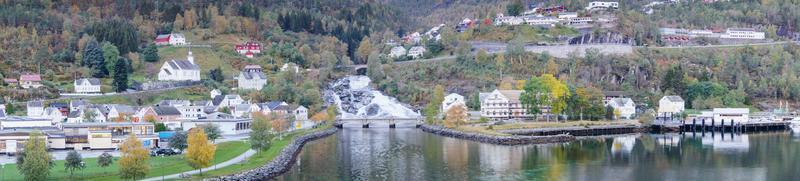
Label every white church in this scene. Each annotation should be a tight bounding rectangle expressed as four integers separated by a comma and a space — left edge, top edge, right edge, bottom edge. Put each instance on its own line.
158, 50, 201, 81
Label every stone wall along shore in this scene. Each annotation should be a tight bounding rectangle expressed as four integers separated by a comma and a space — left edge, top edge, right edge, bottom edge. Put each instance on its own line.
419, 125, 575, 145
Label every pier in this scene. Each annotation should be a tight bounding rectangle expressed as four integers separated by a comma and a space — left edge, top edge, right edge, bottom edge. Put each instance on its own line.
660, 118, 791, 133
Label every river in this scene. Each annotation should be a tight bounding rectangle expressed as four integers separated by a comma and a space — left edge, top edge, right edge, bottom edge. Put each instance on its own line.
277, 128, 800, 181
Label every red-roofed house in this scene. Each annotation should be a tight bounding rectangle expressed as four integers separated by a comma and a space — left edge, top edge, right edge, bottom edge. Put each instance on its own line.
19, 74, 42, 89
235, 42, 261, 58
3, 78, 18, 88
154, 33, 186, 46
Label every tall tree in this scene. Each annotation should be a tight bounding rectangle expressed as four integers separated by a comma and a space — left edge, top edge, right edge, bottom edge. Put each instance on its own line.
142, 44, 159, 62
272, 115, 288, 139
200, 124, 221, 142
424, 85, 445, 124
113, 57, 129, 92
542, 74, 570, 118
250, 112, 273, 151
64, 150, 85, 177
19, 131, 53, 181
366, 52, 384, 83
102, 42, 120, 76
661, 65, 686, 94
186, 128, 216, 174
82, 40, 107, 78
119, 134, 150, 180
209, 67, 224, 83
521, 76, 549, 117
169, 130, 188, 153
4, 102, 14, 115
356, 37, 372, 64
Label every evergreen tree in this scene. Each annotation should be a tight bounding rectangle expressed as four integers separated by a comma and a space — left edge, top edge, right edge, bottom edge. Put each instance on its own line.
83, 40, 108, 78
506, 0, 524, 16
4, 103, 14, 115
142, 44, 160, 62
97, 152, 114, 169
200, 124, 221, 142
209, 67, 224, 83
113, 57, 129, 92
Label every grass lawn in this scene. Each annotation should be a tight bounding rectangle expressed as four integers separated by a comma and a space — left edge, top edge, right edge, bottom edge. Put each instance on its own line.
0, 141, 249, 181
186, 124, 332, 180
83, 86, 208, 105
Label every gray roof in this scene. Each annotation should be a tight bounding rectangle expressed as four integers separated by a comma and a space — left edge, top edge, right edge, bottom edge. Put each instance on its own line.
108, 104, 136, 114
235, 104, 252, 111
212, 95, 224, 106
239, 71, 267, 80
0, 111, 6, 118
157, 100, 191, 107
75, 78, 101, 86
664, 96, 684, 102
153, 106, 181, 116
70, 100, 89, 108
68, 110, 81, 118
167, 60, 200, 70
28, 100, 43, 107
193, 100, 211, 106
204, 112, 235, 119
265, 101, 288, 110
609, 98, 634, 107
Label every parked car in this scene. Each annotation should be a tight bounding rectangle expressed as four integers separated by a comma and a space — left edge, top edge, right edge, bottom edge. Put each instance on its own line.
150, 148, 178, 156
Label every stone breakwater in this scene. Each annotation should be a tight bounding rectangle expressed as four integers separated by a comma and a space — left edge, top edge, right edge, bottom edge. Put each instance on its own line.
498, 124, 649, 136
211, 128, 338, 181
419, 125, 576, 145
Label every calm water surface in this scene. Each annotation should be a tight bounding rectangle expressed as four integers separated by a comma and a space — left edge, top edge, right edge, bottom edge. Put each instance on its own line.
278, 128, 800, 181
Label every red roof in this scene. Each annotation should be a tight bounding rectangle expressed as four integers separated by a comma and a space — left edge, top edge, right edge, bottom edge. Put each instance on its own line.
20, 74, 41, 82
155, 34, 171, 43
244, 51, 254, 56
3, 78, 17, 83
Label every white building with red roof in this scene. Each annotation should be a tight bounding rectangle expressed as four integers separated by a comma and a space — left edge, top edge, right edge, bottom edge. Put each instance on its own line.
235, 42, 261, 58
154, 33, 186, 46
19, 73, 42, 89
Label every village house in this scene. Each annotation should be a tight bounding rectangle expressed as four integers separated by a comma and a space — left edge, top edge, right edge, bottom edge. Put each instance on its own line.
3, 78, 18, 88
606, 98, 636, 119
213, 94, 245, 109
294, 106, 308, 121
233, 103, 261, 118
19, 73, 42, 89
42, 107, 66, 125
236, 65, 267, 90
721, 28, 765, 40
137, 106, 181, 128
389, 46, 407, 58
176, 105, 209, 120
234, 42, 262, 58
210, 89, 222, 99
74, 78, 102, 94
67, 106, 107, 123
586, 1, 619, 10
657, 96, 685, 118
442, 93, 466, 112
258, 101, 290, 115
157, 51, 201, 81
402, 32, 422, 44
26, 100, 45, 118
280, 63, 301, 72
62, 122, 157, 150
0, 129, 66, 154
181, 112, 251, 136
407, 46, 427, 59
154, 33, 186, 46
104, 104, 136, 121
557, 12, 578, 20
480, 89, 533, 120
566, 17, 594, 25
156, 100, 192, 107
494, 14, 523, 26
69, 100, 89, 112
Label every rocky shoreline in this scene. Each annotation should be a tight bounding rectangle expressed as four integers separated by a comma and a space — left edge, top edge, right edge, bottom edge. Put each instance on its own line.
419, 125, 576, 145
498, 124, 649, 136
211, 128, 339, 181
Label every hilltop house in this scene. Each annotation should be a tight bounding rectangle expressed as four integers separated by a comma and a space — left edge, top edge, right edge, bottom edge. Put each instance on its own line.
235, 42, 262, 56
74, 78, 101, 94
154, 33, 186, 46
236, 65, 267, 90
657, 96, 685, 118
523, 16, 559, 26
408, 46, 427, 59
480, 89, 533, 120
586, 1, 619, 10
442, 93, 466, 112
157, 51, 201, 81
19, 73, 42, 89
280, 63, 301, 72
389, 46, 407, 58
606, 98, 636, 119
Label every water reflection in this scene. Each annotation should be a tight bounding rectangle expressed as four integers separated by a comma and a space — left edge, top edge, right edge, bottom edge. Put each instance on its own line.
278, 129, 799, 181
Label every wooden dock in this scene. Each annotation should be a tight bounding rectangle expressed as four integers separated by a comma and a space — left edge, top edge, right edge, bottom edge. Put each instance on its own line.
677, 119, 789, 133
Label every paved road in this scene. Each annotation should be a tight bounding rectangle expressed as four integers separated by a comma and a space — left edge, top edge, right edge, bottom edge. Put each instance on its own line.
11, 85, 200, 106
140, 149, 257, 181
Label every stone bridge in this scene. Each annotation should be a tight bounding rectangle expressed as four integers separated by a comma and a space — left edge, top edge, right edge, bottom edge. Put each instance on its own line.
334, 117, 423, 128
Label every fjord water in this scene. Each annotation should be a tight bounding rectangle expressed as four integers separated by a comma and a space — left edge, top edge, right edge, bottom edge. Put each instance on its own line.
278, 128, 800, 181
